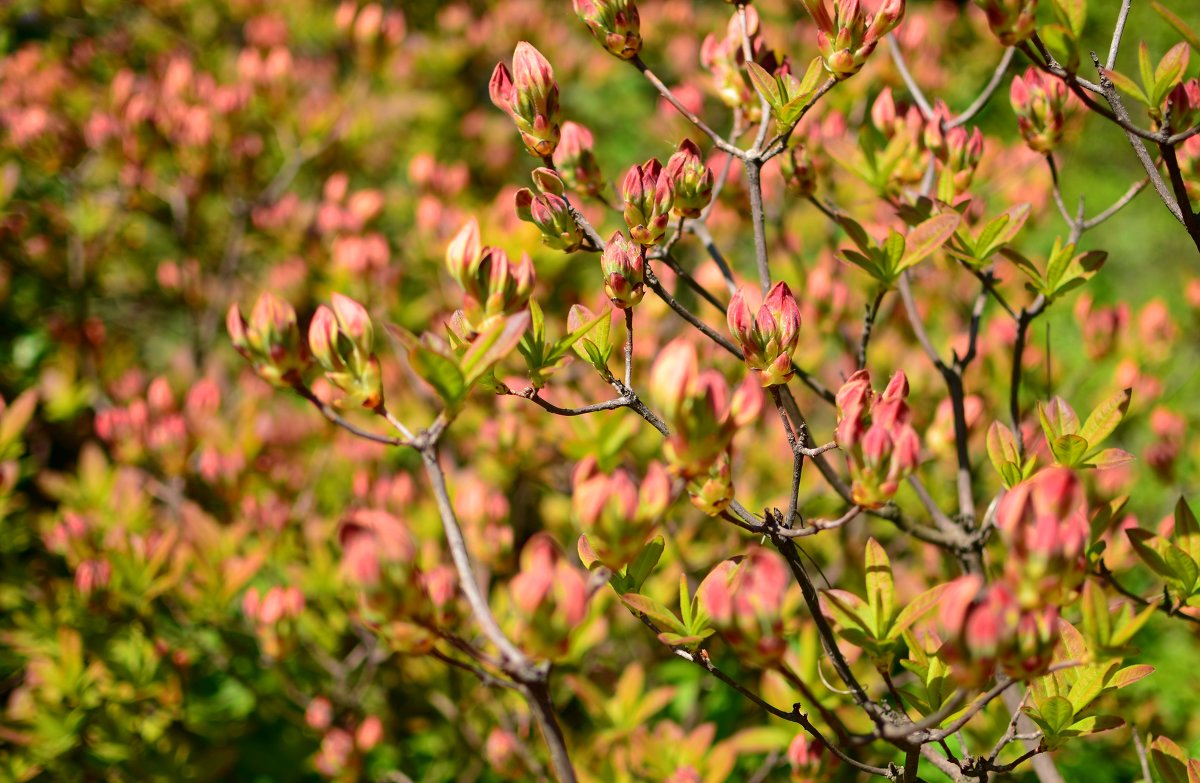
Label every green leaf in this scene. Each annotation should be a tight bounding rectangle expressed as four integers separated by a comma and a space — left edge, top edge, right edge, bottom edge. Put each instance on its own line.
1105, 68, 1150, 105
1065, 661, 1117, 713
1164, 544, 1199, 594
1037, 695, 1076, 736
745, 61, 782, 110
1108, 664, 1155, 689
890, 583, 951, 640
1079, 580, 1112, 648
1051, 434, 1089, 467
1151, 736, 1191, 783
864, 538, 894, 637
626, 536, 665, 592
1052, 0, 1087, 38
1154, 1, 1200, 54
410, 342, 466, 406
1140, 42, 1156, 100
1128, 528, 1174, 578
460, 310, 530, 385
1040, 24, 1080, 71
1174, 497, 1200, 563
1080, 388, 1131, 445
1039, 396, 1081, 439
547, 305, 611, 364
1152, 42, 1191, 107
1064, 714, 1124, 737
621, 593, 686, 635
900, 213, 960, 270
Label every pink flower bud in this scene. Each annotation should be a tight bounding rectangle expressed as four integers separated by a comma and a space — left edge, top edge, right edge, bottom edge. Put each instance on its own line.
490, 43, 561, 157
445, 218, 482, 286
573, 0, 642, 60
601, 231, 645, 308
664, 139, 714, 219
622, 158, 674, 246
306, 697, 333, 730
355, 716, 383, 751
726, 282, 801, 386
978, 0, 1038, 46
553, 121, 606, 198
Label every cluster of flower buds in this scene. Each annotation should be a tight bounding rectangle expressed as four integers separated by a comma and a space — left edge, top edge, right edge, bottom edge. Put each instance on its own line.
801, 0, 905, 80
489, 42, 561, 157
975, 0, 1037, 46
687, 451, 734, 515
312, 715, 383, 779
622, 158, 674, 246
649, 339, 764, 478
309, 294, 384, 409
700, 7, 781, 117
243, 585, 306, 626
870, 88, 930, 189
515, 168, 582, 252
937, 575, 1058, 686
834, 370, 921, 508
227, 292, 306, 386
600, 231, 646, 308
994, 468, 1089, 609
726, 282, 802, 387
446, 218, 535, 334
665, 139, 714, 218
572, 457, 673, 568
697, 547, 797, 665
1010, 67, 1070, 153
925, 106, 985, 197
75, 558, 112, 596
507, 533, 591, 659
573, 0, 641, 60
552, 121, 606, 199
788, 734, 832, 783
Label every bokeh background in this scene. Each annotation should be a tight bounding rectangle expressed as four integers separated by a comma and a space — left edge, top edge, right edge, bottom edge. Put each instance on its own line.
1, 0, 1198, 781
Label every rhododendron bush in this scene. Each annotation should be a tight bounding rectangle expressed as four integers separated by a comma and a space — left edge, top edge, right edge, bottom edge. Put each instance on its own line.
5, 0, 1200, 780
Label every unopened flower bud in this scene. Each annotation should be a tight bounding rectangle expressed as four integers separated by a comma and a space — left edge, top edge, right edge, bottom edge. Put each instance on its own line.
622, 158, 674, 246
489, 42, 561, 157
665, 139, 714, 218
600, 231, 645, 308
726, 281, 801, 386
573, 0, 642, 60
309, 294, 383, 408
553, 122, 607, 198
227, 292, 306, 386
1010, 67, 1070, 153
975, 0, 1037, 46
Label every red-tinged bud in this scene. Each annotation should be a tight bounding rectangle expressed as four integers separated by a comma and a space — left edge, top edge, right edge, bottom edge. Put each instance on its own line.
1010, 67, 1070, 153
995, 468, 1089, 608
649, 338, 698, 423
975, 0, 1037, 46
601, 231, 645, 308
835, 370, 921, 508
75, 559, 111, 596
229, 293, 306, 386
697, 547, 793, 666
639, 461, 673, 518
665, 139, 714, 218
486, 728, 524, 778
355, 716, 383, 751
871, 88, 897, 134
514, 187, 535, 223
306, 697, 333, 731
309, 294, 382, 408
687, 450, 734, 515
553, 121, 606, 198
727, 282, 801, 386
572, 462, 669, 569
507, 533, 590, 658
454, 244, 536, 331
490, 42, 561, 157
622, 158, 675, 246
531, 167, 564, 196
937, 576, 1057, 686
1169, 79, 1200, 134
806, 0, 903, 79
446, 218, 483, 288
780, 143, 818, 196
728, 373, 764, 426
573, 0, 642, 60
